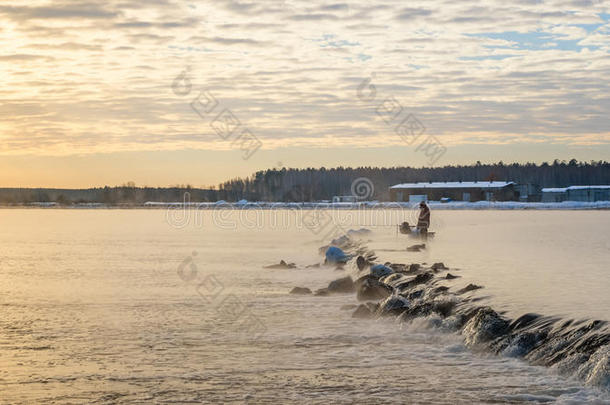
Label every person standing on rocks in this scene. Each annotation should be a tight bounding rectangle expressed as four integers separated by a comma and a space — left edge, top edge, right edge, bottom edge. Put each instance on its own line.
417, 201, 430, 238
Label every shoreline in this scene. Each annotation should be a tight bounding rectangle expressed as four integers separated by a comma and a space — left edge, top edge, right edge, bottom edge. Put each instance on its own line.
1, 201, 610, 210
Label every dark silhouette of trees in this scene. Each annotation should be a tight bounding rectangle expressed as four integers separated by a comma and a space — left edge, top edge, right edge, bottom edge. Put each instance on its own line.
0, 186, 218, 205
0, 160, 608, 204
215, 160, 610, 202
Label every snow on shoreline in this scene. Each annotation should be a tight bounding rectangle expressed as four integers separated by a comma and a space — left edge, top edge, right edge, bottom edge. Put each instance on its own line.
7, 201, 609, 210
145, 200, 610, 210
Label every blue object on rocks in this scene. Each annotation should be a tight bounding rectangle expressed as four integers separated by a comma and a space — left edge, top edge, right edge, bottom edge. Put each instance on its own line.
370, 264, 393, 278
325, 246, 350, 264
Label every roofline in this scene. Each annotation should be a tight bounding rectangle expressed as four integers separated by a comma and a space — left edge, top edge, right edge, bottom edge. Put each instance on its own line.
542, 185, 610, 192
390, 181, 515, 189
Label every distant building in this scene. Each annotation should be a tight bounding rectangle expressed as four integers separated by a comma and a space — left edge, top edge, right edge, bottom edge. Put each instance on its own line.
514, 184, 542, 202
566, 186, 610, 202
332, 195, 357, 203
389, 181, 516, 202
542, 185, 610, 202
541, 188, 567, 202
408, 194, 428, 203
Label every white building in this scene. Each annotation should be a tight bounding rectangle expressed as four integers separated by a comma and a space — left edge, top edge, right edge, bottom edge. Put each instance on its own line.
541, 186, 610, 202
390, 181, 516, 202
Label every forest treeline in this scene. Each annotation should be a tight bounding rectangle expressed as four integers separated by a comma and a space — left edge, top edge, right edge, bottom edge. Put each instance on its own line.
1, 160, 609, 204
0, 186, 217, 205
217, 159, 610, 202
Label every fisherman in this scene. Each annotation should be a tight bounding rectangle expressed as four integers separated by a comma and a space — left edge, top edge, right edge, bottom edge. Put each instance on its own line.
417, 201, 430, 237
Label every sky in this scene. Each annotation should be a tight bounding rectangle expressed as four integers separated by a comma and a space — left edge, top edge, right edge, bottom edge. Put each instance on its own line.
1, 0, 609, 188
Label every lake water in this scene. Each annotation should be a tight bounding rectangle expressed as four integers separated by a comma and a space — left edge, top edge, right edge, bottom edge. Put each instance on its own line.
0, 209, 608, 404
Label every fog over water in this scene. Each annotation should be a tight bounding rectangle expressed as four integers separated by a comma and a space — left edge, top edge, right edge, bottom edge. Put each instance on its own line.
0, 209, 608, 404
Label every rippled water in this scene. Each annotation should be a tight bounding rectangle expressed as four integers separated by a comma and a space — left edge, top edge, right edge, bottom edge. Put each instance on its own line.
0, 209, 608, 404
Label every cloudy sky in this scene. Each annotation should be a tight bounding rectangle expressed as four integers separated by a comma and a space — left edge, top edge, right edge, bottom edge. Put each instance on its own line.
1, 0, 609, 187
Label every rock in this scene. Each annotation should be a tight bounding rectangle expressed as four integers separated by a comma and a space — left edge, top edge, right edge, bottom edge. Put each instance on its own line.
380, 273, 406, 285
355, 275, 393, 301
462, 307, 510, 346
389, 263, 408, 272
314, 288, 330, 296
377, 295, 410, 316
493, 332, 544, 358
356, 256, 367, 271
290, 287, 312, 295
445, 273, 459, 279
408, 263, 421, 272
264, 260, 296, 269
406, 289, 424, 300
327, 276, 355, 293
431, 262, 448, 271
399, 300, 456, 323
370, 264, 393, 278
396, 272, 434, 291
356, 253, 377, 271
352, 304, 374, 319
325, 246, 350, 264
354, 274, 375, 287
457, 284, 483, 294
434, 301, 456, 318
306, 263, 320, 268
509, 313, 541, 331
432, 286, 449, 295
398, 302, 433, 322
347, 228, 372, 236
365, 252, 378, 262
407, 244, 426, 252
330, 235, 352, 249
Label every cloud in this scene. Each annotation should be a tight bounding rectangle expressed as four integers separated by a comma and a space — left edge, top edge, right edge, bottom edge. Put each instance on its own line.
0, 53, 54, 61
201, 36, 269, 46
0, 0, 608, 157
0, 4, 119, 20
289, 13, 340, 21
26, 42, 102, 51
394, 7, 432, 21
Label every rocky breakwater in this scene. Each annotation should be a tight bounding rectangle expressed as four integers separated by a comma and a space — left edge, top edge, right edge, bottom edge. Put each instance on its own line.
289, 239, 610, 392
